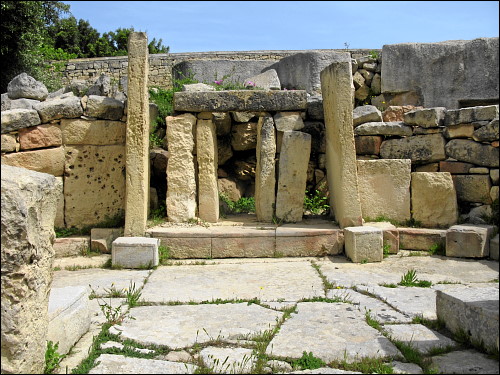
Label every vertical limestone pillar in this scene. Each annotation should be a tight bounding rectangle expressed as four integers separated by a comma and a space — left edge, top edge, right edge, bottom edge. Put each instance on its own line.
320, 60, 363, 228
276, 130, 311, 222
124, 32, 150, 236
197, 114, 219, 222
166, 113, 197, 222
255, 114, 276, 222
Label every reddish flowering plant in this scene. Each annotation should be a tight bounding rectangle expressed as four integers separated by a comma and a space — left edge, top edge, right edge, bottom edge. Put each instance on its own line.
214, 79, 223, 85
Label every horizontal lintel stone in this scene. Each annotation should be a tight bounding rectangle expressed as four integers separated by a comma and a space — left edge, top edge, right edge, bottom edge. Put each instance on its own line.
173, 90, 307, 112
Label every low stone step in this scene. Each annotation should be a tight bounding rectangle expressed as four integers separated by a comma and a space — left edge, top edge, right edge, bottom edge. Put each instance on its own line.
398, 227, 446, 251
53, 236, 90, 258
436, 284, 499, 354
47, 286, 91, 355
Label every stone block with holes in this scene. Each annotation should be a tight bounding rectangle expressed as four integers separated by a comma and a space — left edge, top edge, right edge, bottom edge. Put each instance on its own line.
344, 226, 383, 263
446, 224, 496, 258
112, 237, 159, 268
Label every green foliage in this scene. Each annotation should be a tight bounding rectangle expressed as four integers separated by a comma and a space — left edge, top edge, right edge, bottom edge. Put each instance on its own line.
147, 205, 167, 227
369, 50, 379, 59
304, 190, 330, 215
125, 281, 142, 307
291, 351, 326, 370
44, 340, 65, 374
219, 194, 255, 214
399, 269, 432, 287
158, 245, 171, 265
428, 242, 445, 256
383, 243, 391, 258
402, 217, 423, 228
55, 226, 86, 237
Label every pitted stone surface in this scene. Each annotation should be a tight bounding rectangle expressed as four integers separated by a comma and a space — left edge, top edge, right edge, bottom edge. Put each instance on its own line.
141, 261, 324, 303
327, 288, 412, 323
88, 354, 197, 374
382, 324, 458, 354
430, 349, 500, 374
111, 303, 282, 349
266, 302, 401, 363
200, 347, 257, 374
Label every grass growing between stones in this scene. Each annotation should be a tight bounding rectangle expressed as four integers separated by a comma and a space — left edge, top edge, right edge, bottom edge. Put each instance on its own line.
44, 341, 66, 374
328, 355, 395, 374
380, 269, 432, 288
310, 261, 336, 292
291, 351, 325, 370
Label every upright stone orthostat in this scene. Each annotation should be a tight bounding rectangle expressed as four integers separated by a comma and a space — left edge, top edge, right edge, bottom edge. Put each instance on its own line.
166, 113, 197, 222
276, 130, 311, 222
197, 117, 219, 222
124, 32, 150, 236
320, 60, 363, 228
255, 114, 276, 222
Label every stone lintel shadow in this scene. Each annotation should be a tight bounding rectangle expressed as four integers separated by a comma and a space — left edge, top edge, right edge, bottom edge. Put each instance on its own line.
173, 90, 307, 112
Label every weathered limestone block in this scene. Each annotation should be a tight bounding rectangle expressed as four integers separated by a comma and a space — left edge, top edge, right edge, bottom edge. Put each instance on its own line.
354, 121, 413, 136
1, 146, 65, 176
197, 118, 219, 223
231, 121, 258, 151
380, 134, 446, 164
34, 96, 83, 123
9, 98, 41, 110
473, 118, 499, 142
64, 145, 126, 228
371, 73, 381, 94
445, 139, 499, 167
53, 236, 90, 257
231, 111, 257, 122
352, 105, 383, 127
7, 72, 48, 100
443, 124, 475, 139
355, 135, 382, 155
19, 124, 62, 150
1, 92, 11, 111
112, 237, 159, 268
218, 177, 244, 202
320, 60, 363, 228
398, 228, 446, 251
411, 172, 458, 228
181, 83, 215, 92
353, 71, 365, 89
61, 118, 126, 145
357, 159, 411, 222
491, 169, 499, 185
490, 186, 499, 202
275, 131, 311, 222
1, 133, 18, 152
273, 112, 304, 131
490, 234, 499, 261
452, 175, 493, 204
355, 84, 370, 101
344, 226, 383, 263
125, 32, 150, 236
306, 95, 324, 120
85, 95, 125, 121
255, 115, 276, 222
383, 105, 423, 122
244, 69, 281, 90
1, 108, 41, 134
364, 222, 399, 254
446, 224, 496, 258
91, 228, 124, 253
445, 105, 499, 126
1, 165, 60, 374
166, 113, 197, 222
174, 90, 307, 112
403, 107, 446, 128
213, 112, 232, 136
54, 176, 64, 228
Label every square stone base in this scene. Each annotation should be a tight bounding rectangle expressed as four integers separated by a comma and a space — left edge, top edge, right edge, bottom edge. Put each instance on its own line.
344, 226, 383, 263
112, 237, 159, 268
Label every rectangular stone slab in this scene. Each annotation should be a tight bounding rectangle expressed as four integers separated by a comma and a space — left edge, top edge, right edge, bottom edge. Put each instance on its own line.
173, 90, 307, 112
112, 237, 159, 268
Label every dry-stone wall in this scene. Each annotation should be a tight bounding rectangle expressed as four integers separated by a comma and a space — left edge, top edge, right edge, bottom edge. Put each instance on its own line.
1, 74, 127, 229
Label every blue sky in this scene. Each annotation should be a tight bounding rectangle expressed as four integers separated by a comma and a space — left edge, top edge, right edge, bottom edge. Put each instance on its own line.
63, 1, 499, 53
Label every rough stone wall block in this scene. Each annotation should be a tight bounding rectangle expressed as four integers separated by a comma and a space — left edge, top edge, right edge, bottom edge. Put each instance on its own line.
320, 60, 363, 228
344, 226, 383, 263
166, 113, 197, 222
125, 32, 150, 236
255, 114, 277, 222
275, 131, 311, 222
446, 224, 496, 258
1, 165, 61, 374
197, 118, 219, 223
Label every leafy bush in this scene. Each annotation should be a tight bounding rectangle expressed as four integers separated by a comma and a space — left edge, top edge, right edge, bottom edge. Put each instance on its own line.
291, 351, 325, 370
219, 194, 255, 214
44, 341, 65, 374
304, 190, 330, 215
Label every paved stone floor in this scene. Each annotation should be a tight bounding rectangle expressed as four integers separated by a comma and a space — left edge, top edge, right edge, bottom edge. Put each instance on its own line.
53, 254, 499, 374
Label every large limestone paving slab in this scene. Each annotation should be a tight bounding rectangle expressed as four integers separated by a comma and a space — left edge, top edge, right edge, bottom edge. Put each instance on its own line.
125, 32, 150, 236
357, 159, 411, 222
140, 260, 324, 303
266, 302, 401, 363
255, 114, 276, 221
320, 60, 363, 228
110, 303, 283, 349
88, 354, 197, 374
197, 118, 219, 222
410, 172, 458, 228
327, 288, 412, 323
1, 165, 60, 374
430, 349, 500, 374
64, 145, 126, 228
276, 130, 311, 222
61, 118, 126, 145
436, 284, 499, 353
200, 347, 257, 374
1, 146, 65, 176
174, 90, 307, 112
166, 113, 197, 222
382, 324, 458, 354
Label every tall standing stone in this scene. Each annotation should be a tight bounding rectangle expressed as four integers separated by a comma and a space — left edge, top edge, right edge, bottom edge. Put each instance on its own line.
124, 32, 150, 236
197, 117, 219, 222
320, 60, 363, 228
166, 114, 197, 222
276, 131, 311, 222
255, 114, 276, 221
